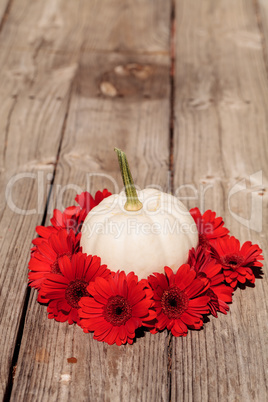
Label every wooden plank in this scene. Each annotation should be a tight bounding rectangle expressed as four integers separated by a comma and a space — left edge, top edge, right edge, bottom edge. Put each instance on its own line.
48, 52, 171, 200
172, 0, 268, 401
0, 1, 109, 399
11, 49, 171, 402
12, 293, 170, 402
256, 0, 268, 66
0, 0, 11, 26
81, 0, 171, 53
10, 1, 172, 401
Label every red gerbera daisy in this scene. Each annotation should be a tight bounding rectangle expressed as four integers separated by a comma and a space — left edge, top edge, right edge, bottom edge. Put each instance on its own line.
148, 265, 210, 337
32, 189, 112, 247
31, 225, 58, 249
188, 247, 233, 317
206, 285, 233, 317
50, 206, 82, 233
79, 271, 156, 345
39, 253, 110, 325
190, 208, 229, 251
28, 229, 81, 289
75, 189, 112, 223
30, 207, 82, 253
211, 236, 264, 288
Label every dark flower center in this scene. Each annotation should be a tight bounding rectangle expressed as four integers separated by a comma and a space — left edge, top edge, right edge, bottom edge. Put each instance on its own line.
104, 295, 132, 326
161, 286, 189, 319
51, 252, 72, 274
222, 254, 244, 269
65, 280, 89, 309
228, 260, 238, 266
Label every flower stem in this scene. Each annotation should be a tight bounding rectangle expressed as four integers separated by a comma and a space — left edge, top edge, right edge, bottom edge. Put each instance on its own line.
114, 148, 143, 211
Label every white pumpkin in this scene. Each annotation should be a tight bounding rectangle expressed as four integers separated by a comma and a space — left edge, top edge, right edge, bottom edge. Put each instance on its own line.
80, 149, 198, 280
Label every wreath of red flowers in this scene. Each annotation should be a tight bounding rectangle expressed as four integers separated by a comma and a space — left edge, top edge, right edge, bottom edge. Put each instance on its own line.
28, 189, 264, 346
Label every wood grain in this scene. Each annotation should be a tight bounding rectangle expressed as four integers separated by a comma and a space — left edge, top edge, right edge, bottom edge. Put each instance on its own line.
1, 0, 268, 401
80, 0, 171, 54
0, 0, 11, 28
256, 0, 268, 70
9, 1, 172, 401
10, 50, 171, 402
0, 0, 105, 399
172, 0, 268, 400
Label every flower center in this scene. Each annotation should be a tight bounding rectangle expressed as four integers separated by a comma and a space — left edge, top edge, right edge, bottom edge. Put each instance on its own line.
222, 254, 243, 269
51, 252, 72, 274
161, 287, 189, 319
65, 280, 89, 309
104, 295, 132, 326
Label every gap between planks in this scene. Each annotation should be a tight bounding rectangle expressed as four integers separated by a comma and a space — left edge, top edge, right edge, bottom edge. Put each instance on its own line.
0, 0, 172, 400
169, 0, 176, 197
4, 17, 176, 402
4, 18, 175, 401
3, 61, 76, 402
167, 0, 176, 400
0, 0, 13, 34
253, 0, 268, 83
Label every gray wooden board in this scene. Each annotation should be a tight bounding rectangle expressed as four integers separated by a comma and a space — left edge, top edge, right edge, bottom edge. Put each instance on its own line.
10, 49, 172, 402
172, 0, 268, 401
0, 0, 136, 399
7, 0, 172, 401
1, 0, 268, 401
257, 0, 268, 69
0, 0, 10, 27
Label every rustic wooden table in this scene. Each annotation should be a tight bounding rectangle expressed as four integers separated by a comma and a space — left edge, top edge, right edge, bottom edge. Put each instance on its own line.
1, 0, 267, 401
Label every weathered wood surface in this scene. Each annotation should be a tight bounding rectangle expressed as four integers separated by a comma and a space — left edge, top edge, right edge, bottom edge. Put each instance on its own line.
0, 0, 267, 401
0, 0, 172, 401
0, 0, 95, 399
0, 0, 11, 27
173, 0, 268, 401
10, 50, 172, 401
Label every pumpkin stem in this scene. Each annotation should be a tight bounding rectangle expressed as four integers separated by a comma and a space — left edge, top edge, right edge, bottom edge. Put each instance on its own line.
114, 148, 143, 211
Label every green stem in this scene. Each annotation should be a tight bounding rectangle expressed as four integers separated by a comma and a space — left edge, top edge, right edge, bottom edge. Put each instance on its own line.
114, 148, 143, 211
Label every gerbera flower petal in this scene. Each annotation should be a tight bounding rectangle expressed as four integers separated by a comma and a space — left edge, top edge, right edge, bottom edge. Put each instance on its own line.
79, 271, 154, 345
185, 278, 209, 298
28, 228, 81, 289
39, 252, 110, 325
75, 189, 112, 225
35, 225, 57, 240
190, 207, 229, 251
57, 255, 74, 281
148, 265, 209, 336
172, 320, 188, 336
37, 243, 57, 261
174, 265, 196, 290
211, 236, 263, 288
